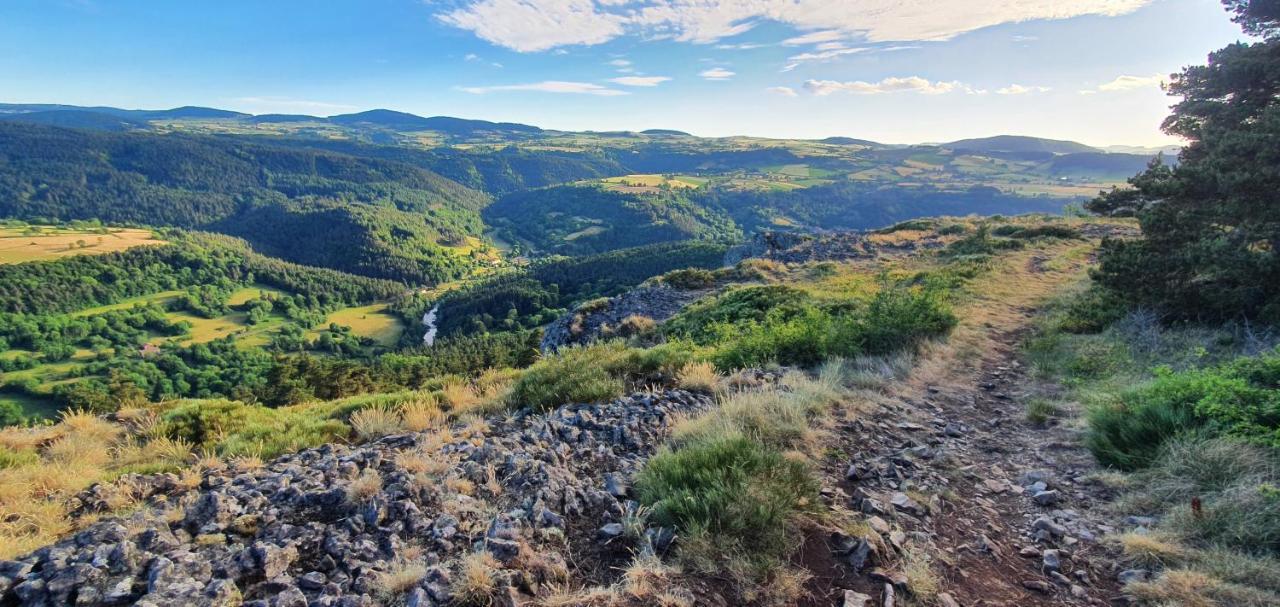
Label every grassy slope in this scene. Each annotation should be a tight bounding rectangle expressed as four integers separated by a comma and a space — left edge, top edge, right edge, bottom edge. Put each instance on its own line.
0, 228, 164, 265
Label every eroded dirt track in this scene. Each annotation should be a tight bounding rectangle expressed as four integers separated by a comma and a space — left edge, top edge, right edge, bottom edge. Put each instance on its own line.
802, 243, 1129, 607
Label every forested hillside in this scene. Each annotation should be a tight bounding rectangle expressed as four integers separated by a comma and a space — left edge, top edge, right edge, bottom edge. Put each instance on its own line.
0, 123, 490, 282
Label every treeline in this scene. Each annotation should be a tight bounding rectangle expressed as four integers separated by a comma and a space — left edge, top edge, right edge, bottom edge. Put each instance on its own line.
483, 184, 741, 255
484, 180, 1067, 257
0, 234, 403, 315
0, 122, 491, 282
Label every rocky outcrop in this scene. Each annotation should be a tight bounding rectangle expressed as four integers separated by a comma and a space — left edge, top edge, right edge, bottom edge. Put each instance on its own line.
1, 390, 713, 607
540, 285, 702, 352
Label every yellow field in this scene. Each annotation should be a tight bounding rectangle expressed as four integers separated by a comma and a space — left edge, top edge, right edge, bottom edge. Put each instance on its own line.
312, 304, 405, 347
564, 226, 608, 241
0, 227, 164, 265
1002, 182, 1113, 197
601, 174, 705, 192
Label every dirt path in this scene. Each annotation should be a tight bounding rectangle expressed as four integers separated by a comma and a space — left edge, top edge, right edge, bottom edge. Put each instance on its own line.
803, 244, 1129, 607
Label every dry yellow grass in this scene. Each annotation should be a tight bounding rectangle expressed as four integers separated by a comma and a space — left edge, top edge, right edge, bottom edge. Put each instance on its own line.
451, 551, 501, 606
676, 361, 721, 393
0, 227, 164, 265
0, 408, 201, 559
350, 406, 405, 441
347, 469, 383, 503
399, 396, 445, 432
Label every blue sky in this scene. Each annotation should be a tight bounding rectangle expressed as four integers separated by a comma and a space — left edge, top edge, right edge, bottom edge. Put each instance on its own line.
0, 0, 1249, 146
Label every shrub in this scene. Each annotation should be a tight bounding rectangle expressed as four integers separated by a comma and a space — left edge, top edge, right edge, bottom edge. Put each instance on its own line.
676, 362, 721, 393
508, 344, 627, 411
1055, 287, 1128, 334
1087, 352, 1280, 470
876, 219, 937, 233
659, 268, 716, 290
943, 227, 1024, 257
664, 285, 813, 343
937, 224, 968, 236
0, 401, 24, 428
611, 314, 656, 337
706, 286, 955, 370
636, 436, 818, 566
350, 406, 404, 441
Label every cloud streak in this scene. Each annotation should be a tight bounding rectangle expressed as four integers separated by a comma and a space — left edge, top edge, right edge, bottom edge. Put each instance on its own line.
699, 67, 735, 80
460, 80, 628, 96
1093, 73, 1164, 93
803, 76, 967, 96
438, 0, 1152, 52
608, 76, 672, 86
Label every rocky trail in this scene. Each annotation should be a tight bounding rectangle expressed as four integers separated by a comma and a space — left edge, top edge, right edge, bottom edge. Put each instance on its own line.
805, 249, 1149, 607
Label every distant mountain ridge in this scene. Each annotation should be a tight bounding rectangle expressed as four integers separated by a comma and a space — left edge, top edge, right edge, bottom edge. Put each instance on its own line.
0, 103, 1163, 153
942, 135, 1100, 155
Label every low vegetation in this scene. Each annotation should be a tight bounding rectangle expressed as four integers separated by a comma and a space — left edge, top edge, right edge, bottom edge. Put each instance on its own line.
1024, 285, 1280, 604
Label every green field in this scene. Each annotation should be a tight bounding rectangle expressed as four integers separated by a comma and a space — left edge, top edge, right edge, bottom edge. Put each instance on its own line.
0, 227, 165, 265
310, 304, 405, 347
70, 290, 185, 317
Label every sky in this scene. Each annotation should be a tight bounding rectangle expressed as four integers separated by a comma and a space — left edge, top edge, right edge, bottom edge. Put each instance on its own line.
0, 0, 1251, 146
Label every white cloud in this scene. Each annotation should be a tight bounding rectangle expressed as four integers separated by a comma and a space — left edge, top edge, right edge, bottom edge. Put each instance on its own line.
228, 97, 358, 115
787, 46, 867, 64
715, 42, 769, 50
699, 67, 735, 80
608, 58, 632, 67
767, 86, 798, 97
438, 0, 625, 52
1089, 73, 1165, 93
464, 53, 504, 68
609, 76, 672, 86
996, 84, 1051, 95
460, 80, 629, 96
803, 76, 966, 96
439, 0, 1152, 52
782, 29, 845, 46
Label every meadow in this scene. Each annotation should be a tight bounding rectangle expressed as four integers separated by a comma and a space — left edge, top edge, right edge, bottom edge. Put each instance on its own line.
0, 226, 164, 264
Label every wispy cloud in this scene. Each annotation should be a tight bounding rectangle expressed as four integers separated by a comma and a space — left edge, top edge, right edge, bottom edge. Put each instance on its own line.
782, 30, 846, 46
996, 84, 1051, 95
464, 53, 504, 68
803, 76, 968, 96
460, 80, 628, 96
699, 67, 735, 81
767, 86, 799, 97
227, 96, 358, 115
609, 76, 672, 86
715, 42, 770, 50
1079, 73, 1164, 94
438, 0, 1153, 52
787, 46, 868, 64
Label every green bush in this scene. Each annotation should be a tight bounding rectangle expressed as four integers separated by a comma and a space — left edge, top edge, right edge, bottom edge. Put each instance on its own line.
664, 285, 813, 343
659, 268, 717, 290
876, 219, 937, 233
508, 344, 628, 411
636, 436, 818, 564
0, 444, 38, 469
159, 398, 355, 458
0, 400, 25, 428
943, 227, 1024, 257
708, 286, 955, 370
1087, 352, 1280, 470
937, 224, 968, 236
1056, 287, 1128, 334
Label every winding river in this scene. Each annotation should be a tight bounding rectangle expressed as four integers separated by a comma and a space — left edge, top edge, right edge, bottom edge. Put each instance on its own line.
421, 305, 439, 346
